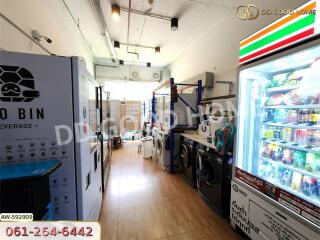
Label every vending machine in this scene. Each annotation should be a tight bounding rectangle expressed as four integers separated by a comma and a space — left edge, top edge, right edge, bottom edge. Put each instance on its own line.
0, 51, 102, 220
231, 1, 320, 239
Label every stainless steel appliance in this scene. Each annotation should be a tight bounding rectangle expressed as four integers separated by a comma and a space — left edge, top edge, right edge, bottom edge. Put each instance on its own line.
179, 137, 198, 187
197, 145, 232, 216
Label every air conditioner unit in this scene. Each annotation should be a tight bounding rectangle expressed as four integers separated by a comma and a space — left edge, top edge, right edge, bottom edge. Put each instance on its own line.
96, 65, 162, 82
184, 72, 214, 88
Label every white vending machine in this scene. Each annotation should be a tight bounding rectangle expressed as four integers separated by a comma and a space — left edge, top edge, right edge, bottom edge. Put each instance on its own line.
231, 1, 320, 239
0, 51, 102, 220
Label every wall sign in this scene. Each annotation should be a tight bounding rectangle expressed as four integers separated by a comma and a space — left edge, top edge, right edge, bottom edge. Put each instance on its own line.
235, 168, 320, 227
239, 0, 319, 65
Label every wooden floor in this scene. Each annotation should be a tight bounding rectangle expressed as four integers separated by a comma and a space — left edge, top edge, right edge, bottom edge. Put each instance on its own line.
99, 141, 243, 240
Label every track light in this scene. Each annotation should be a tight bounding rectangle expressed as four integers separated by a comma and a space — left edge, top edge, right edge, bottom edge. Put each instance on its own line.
112, 4, 120, 20
114, 41, 120, 49
171, 18, 178, 31
147, 62, 151, 67
155, 47, 160, 54
119, 60, 124, 65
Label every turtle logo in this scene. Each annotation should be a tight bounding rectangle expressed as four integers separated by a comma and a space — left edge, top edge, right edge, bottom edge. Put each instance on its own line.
0, 65, 40, 102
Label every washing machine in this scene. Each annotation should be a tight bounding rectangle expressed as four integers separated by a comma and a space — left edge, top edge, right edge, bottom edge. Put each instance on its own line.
157, 130, 166, 169
196, 145, 232, 217
152, 127, 159, 161
157, 130, 180, 171
179, 137, 198, 187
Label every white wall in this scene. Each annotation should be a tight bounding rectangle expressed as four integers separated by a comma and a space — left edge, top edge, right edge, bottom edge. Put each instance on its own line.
168, 0, 308, 98
103, 80, 159, 101
0, 0, 94, 74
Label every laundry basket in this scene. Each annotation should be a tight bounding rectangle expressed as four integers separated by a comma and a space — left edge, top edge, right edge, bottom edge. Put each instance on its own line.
140, 136, 153, 159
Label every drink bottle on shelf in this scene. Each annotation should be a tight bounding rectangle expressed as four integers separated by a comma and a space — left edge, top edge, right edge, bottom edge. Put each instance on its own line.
303, 109, 310, 124
302, 176, 318, 197
310, 109, 318, 126
291, 171, 303, 191
305, 152, 320, 173
293, 150, 306, 169
307, 130, 316, 148
283, 128, 293, 142
294, 129, 308, 146
287, 110, 298, 124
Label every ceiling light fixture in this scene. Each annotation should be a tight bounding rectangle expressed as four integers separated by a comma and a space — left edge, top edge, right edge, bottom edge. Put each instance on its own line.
155, 47, 160, 54
171, 18, 178, 31
119, 60, 124, 65
112, 4, 120, 20
147, 62, 151, 67
114, 41, 120, 49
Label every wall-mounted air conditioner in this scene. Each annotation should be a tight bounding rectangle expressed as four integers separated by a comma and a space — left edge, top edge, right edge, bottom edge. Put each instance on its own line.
95, 64, 162, 82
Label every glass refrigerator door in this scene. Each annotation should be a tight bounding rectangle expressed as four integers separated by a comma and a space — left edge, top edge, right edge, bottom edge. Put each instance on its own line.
236, 44, 320, 210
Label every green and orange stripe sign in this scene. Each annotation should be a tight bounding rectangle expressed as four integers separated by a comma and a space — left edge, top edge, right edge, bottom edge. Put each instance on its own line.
239, 0, 319, 65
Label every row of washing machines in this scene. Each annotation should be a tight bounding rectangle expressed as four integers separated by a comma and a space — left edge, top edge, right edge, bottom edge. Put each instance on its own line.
151, 126, 232, 217
179, 135, 233, 217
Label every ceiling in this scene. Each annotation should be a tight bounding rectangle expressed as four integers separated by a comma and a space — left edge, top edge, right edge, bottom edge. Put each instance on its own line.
89, 0, 310, 68
1, 0, 310, 71
100, 0, 239, 66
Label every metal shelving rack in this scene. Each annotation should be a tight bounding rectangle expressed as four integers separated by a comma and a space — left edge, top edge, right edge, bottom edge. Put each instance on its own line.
152, 78, 202, 173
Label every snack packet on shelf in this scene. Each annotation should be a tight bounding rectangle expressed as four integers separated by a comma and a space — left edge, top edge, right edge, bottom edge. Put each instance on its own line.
265, 94, 285, 106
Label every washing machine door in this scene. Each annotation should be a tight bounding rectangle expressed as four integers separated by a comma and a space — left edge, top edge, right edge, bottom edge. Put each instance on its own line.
197, 150, 222, 187
180, 144, 191, 170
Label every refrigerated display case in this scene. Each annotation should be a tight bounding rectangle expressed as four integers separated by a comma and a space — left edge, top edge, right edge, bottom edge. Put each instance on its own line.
233, 45, 320, 238
231, 1, 320, 239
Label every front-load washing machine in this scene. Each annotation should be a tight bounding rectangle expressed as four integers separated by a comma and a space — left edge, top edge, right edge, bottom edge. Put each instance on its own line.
152, 127, 159, 161
157, 130, 166, 168
179, 137, 198, 187
157, 130, 180, 171
196, 145, 232, 217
